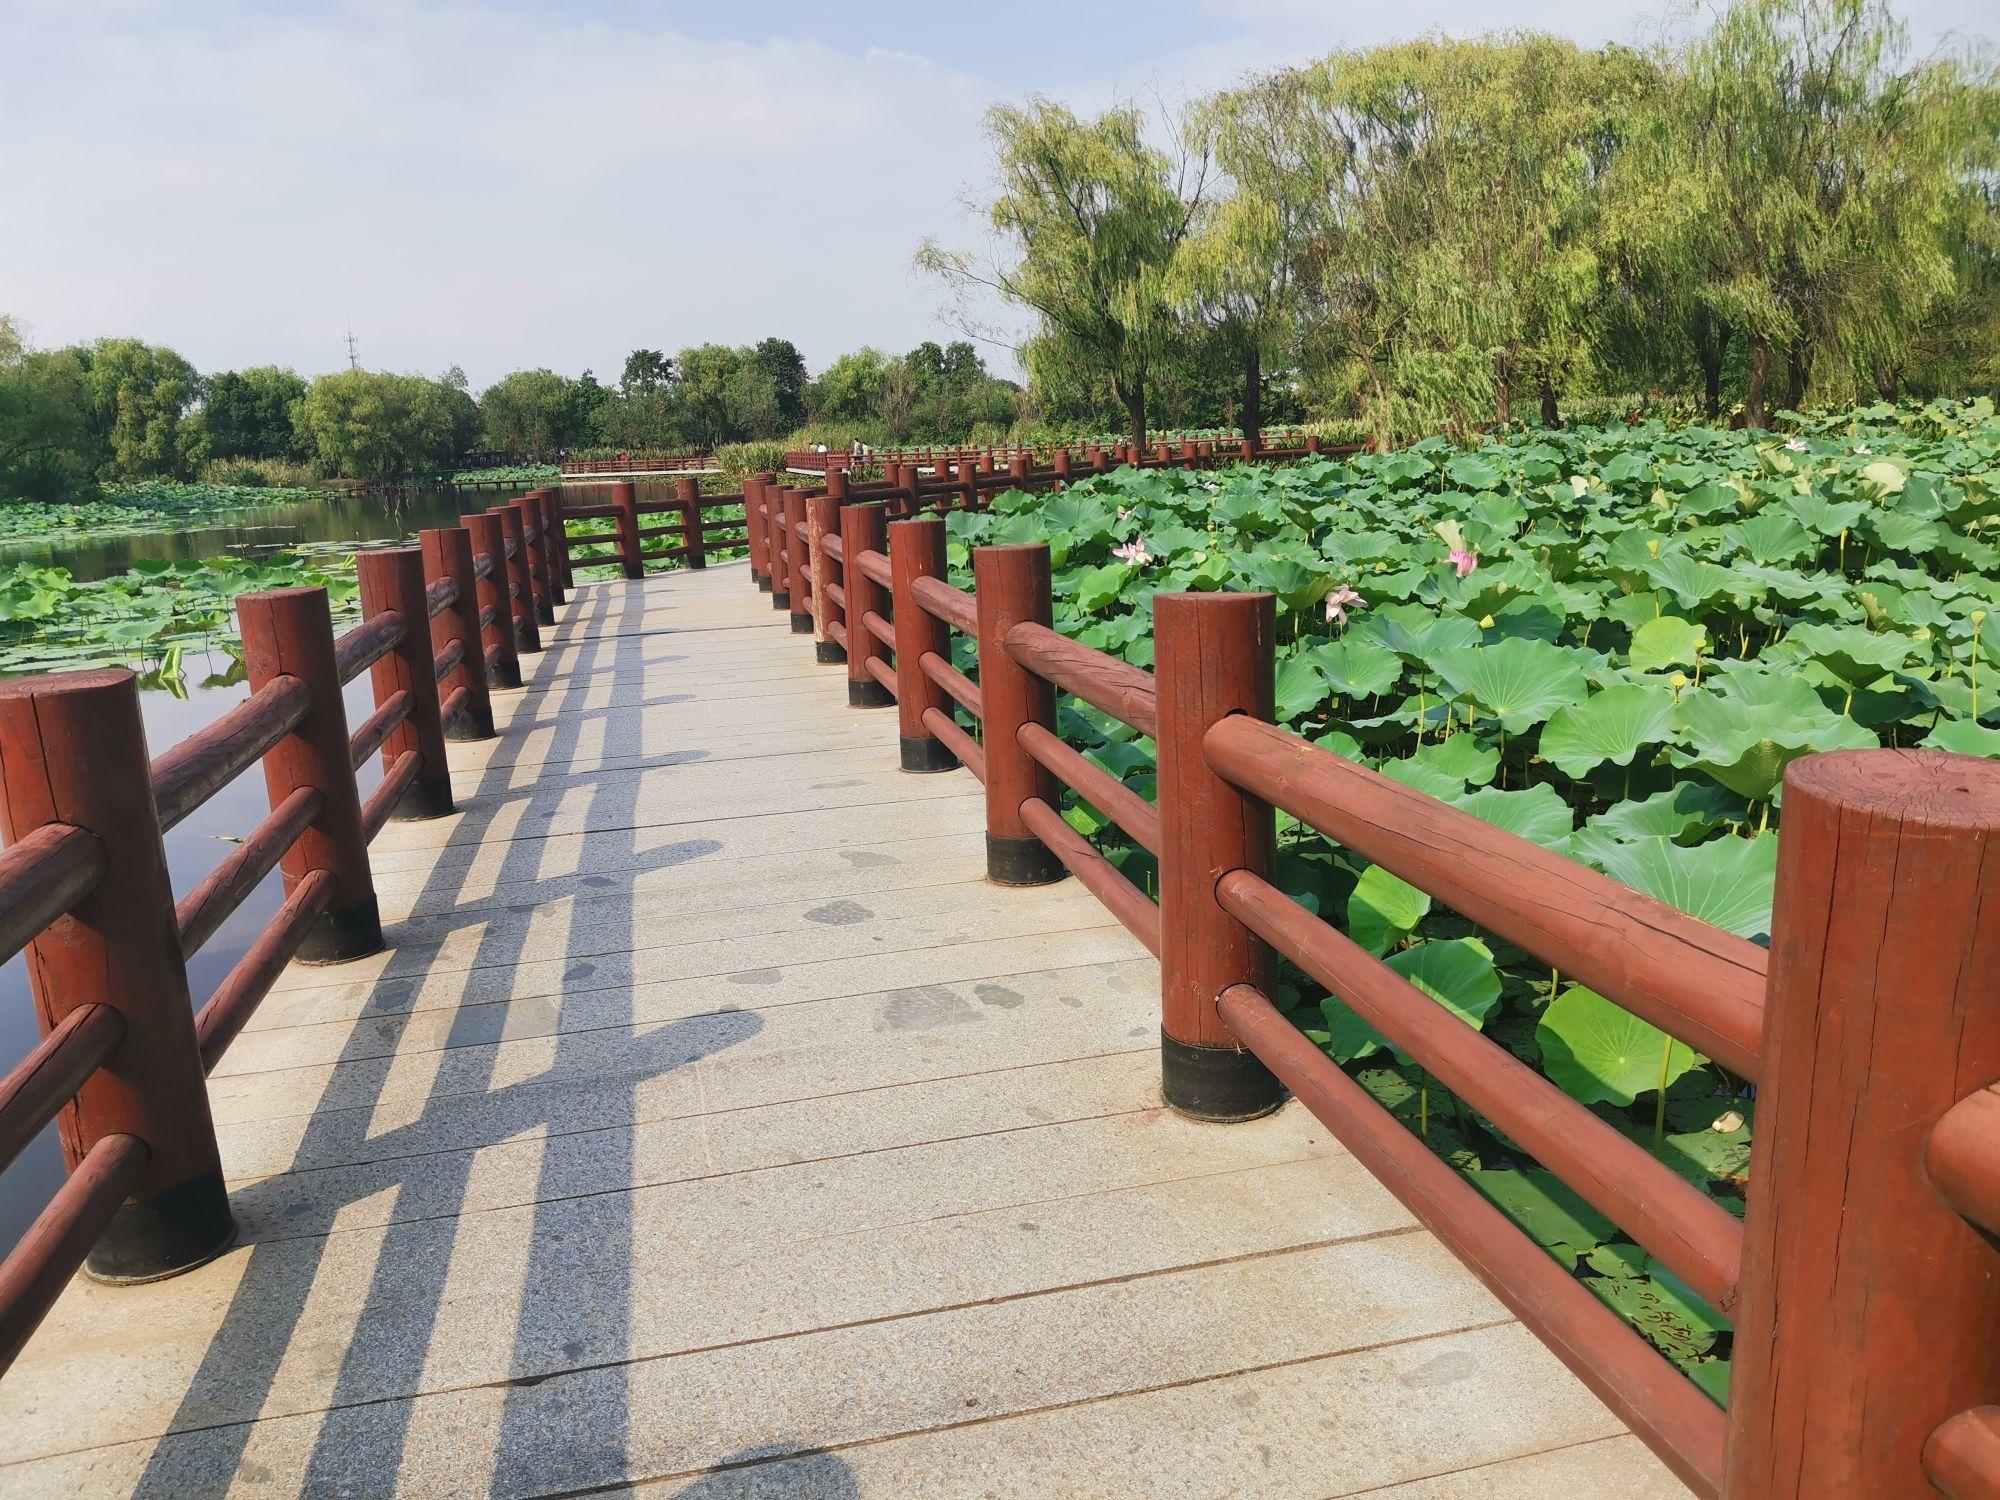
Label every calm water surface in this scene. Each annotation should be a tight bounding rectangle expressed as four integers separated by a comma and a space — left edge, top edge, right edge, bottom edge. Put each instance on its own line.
0, 484, 559, 1246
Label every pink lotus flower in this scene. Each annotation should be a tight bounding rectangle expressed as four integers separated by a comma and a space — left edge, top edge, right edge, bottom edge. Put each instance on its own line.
1112, 538, 1151, 566
1447, 548, 1478, 578
1325, 585, 1364, 626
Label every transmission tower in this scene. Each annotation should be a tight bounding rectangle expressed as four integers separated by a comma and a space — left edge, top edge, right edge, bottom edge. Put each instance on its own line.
345, 327, 359, 370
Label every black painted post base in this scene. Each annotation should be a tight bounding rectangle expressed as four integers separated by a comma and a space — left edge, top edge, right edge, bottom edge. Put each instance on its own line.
756, 573, 772, 592
848, 678, 895, 709
816, 641, 848, 665
900, 736, 958, 774
394, 775, 456, 821
789, 612, 814, 634
986, 833, 1066, 886
85, 1169, 236, 1284
297, 897, 385, 965
536, 603, 555, 627
442, 708, 497, 743
621, 564, 643, 581
772, 591, 790, 610
1160, 1031, 1284, 1121
687, 556, 707, 570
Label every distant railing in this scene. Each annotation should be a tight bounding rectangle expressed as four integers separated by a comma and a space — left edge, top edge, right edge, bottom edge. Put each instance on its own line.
0, 492, 568, 1374
785, 431, 1327, 473
557, 453, 713, 475
766, 492, 2000, 1500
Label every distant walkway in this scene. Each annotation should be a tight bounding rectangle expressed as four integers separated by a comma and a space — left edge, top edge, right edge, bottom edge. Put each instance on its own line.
0, 564, 1683, 1498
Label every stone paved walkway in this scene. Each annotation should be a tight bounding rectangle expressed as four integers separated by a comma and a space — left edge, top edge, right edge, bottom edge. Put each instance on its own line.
0, 563, 1687, 1498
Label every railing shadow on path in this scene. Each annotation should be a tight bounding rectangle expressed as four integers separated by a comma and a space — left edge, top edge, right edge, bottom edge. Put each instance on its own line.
127, 577, 766, 1497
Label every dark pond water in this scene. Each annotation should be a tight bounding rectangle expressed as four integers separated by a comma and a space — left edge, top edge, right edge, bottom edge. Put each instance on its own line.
0, 483, 569, 1248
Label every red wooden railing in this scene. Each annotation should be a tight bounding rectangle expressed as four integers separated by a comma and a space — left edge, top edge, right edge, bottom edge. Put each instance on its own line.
557, 452, 713, 475
784, 430, 1326, 472
0, 493, 569, 1373
768, 499, 2000, 1500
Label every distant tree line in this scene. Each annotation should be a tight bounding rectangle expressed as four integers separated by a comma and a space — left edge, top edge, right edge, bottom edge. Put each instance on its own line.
0, 322, 1034, 502
924, 0, 1999, 451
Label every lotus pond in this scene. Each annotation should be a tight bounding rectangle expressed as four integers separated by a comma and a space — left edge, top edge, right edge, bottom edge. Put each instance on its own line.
944, 395, 2000, 1404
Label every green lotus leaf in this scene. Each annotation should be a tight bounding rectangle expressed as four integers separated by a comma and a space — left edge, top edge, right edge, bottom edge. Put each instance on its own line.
1629, 616, 1706, 672
1537, 985, 1703, 1106
1540, 685, 1675, 779
1304, 636, 1402, 699
1448, 783, 1576, 849
1923, 718, 2000, 757
1348, 864, 1432, 956
1591, 833, 1780, 940
1410, 732, 1500, 786
1430, 637, 1592, 733
1783, 622, 1916, 685
1579, 782, 1746, 845
1671, 676, 1876, 799
1467, 1169, 1614, 1269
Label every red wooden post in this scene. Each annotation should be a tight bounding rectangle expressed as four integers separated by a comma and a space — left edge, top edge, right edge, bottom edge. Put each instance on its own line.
355, 547, 454, 818
465, 511, 521, 690
495, 505, 542, 653
1052, 449, 1071, 487
785, 488, 812, 634
808, 493, 845, 666
676, 476, 706, 570
420, 527, 495, 741
1091, 449, 1111, 474
840, 501, 893, 709
1724, 748, 2000, 1496
768, 483, 792, 612
1154, 592, 1283, 1120
515, 497, 554, 625
1179, 440, 1198, 466
611, 481, 642, 582
527, 490, 565, 606
889, 516, 956, 773
547, 486, 575, 590
1240, 437, 1256, 461
1306, 434, 1323, 454
971, 544, 1062, 885
237, 587, 381, 962
0, 669, 235, 1280
750, 473, 774, 590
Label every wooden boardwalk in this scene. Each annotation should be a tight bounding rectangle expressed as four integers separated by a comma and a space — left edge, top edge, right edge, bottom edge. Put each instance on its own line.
0, 564, 1685, 1498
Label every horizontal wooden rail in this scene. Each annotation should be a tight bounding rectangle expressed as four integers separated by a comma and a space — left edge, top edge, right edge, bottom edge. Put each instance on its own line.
195, 867, 335, 1072
1926, 1407, 2000, 1499
334, 611, 405, 685
855, 549, 892, 589
472, 554, 495, 583
1203, 715, 1767, 1079
912, 577, 976, 635
921, 708, 984, 783
919, 651, 981, 718
821, 533, 845, 562
1017, 721, 1160, 855
0, 823, 104, 970
349, 689, 413, 771
361, 751, 420, 843
174, 784, 322, 958
1217, 866, 1743, 1313
151, 675, 310, 834
1217, 984, 1726, 1497
1017, 796, 1159, 955
1929, 1085, 2000, 1239
424, 577, 456, 619
1004, 622, 1159, 739
0, 1132, 149, 1377
863, 611, 895, 651
864, 656, 896, 699
433, 639, 464, 685
0, 1003, 124, 1175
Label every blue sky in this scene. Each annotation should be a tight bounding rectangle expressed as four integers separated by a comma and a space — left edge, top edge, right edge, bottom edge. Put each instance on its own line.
1, 0, 1990, 390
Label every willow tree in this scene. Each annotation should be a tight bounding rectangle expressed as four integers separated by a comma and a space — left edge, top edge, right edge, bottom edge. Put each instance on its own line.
1637, 0, 1990, 424
919, 98, 1204, 456
1172, 69, 1333, 448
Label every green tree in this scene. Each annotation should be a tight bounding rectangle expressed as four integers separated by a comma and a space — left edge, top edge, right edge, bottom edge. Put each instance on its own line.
79, 338, 199, 478
0, 326, 100, 503
479, 369, 604, 457
1634, 0, 1993, 424
187, 365, 308, 463
297, 369, 475, 481
921, 98, 1206, 456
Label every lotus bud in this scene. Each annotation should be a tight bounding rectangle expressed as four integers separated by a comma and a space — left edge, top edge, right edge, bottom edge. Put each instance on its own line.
1713, 1110, 1745, 1133
1670, 672, 1689, 690
1478, 614, 1495, 629
1646, 539, 1660, 557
